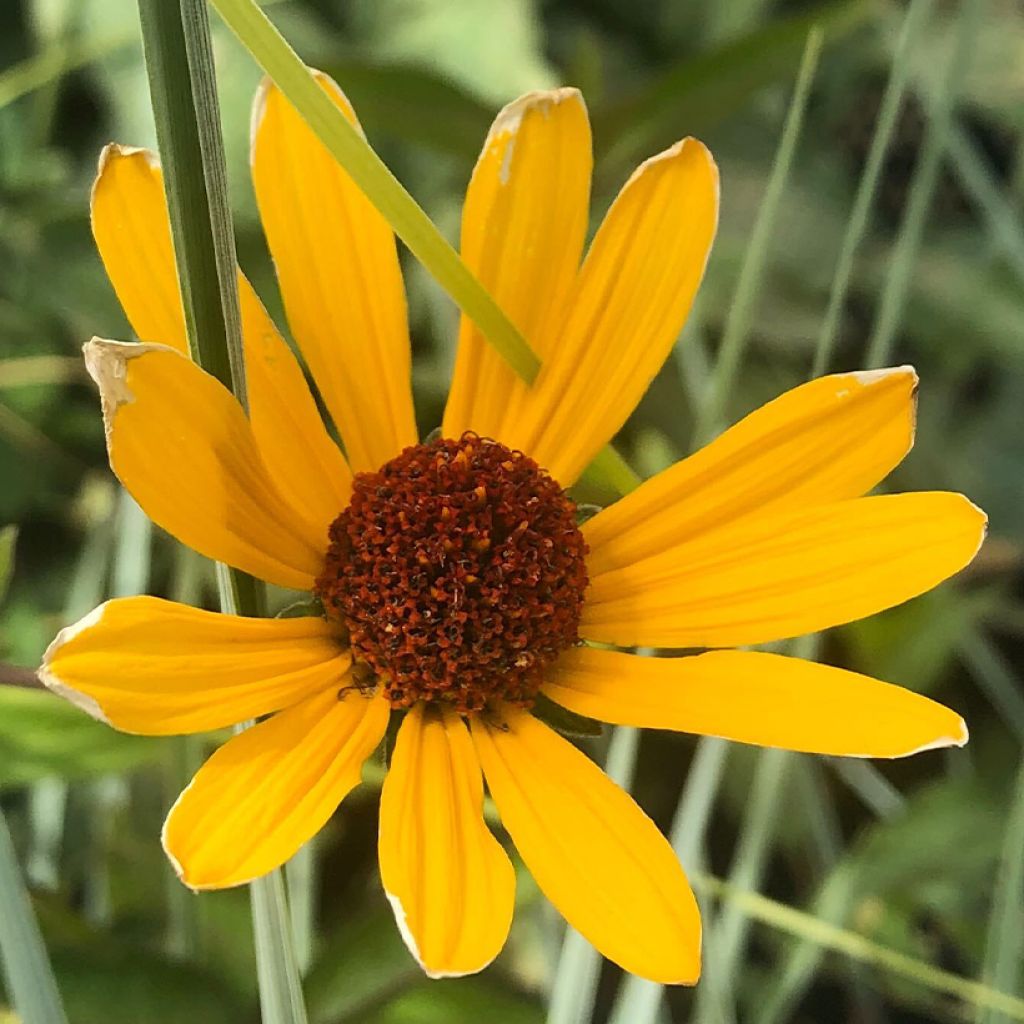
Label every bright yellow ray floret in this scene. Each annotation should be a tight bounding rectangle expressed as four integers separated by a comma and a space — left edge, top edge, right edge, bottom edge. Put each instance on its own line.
39, 73, 987, 986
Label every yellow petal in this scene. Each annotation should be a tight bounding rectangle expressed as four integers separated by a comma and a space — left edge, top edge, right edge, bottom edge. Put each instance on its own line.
241, 285, 353, 540
442, 89, 592, 440
90, 144, 351, 539
499, 138, 718, 486
38, 596, 349, 735
379, 705, 515, 978
582, 492, 986, 649
84, 339, 325, 589
585, 366, 918, 576
91, 145, 187, 353
472, 707, 700, 984
163, 687, 389, 889
251, 73, 417, 473
544, 647, 968, 758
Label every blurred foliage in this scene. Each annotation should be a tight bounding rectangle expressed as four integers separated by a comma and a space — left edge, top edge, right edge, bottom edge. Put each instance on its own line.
1, 0, 1024, 1021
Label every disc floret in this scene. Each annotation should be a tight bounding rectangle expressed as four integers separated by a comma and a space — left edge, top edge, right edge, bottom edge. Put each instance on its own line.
315, 433, 589, 713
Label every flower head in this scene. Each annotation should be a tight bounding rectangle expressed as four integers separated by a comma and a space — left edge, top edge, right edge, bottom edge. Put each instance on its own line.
40, 77, 985, 983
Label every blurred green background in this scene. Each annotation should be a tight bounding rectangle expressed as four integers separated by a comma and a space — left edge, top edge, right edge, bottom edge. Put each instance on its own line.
2, 0, 1023, 1021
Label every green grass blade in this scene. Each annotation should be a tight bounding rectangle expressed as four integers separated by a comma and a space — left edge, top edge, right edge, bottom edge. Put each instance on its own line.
136, 1, 305, 1020
251, 869, 311, 1024
695, 871, 1024, 1020
0, 35, 131, 111
137, 0, 245, 400
826, 756, 907, 819
207, 0, 637, 496
695, 25, 823, 444
977, 756, 1024, 1024
864, 0, 984, 369
944, 120, 1024, 288
111, 493, 152, 600
285, 840, 319, 976
211, 0, 537, 384
811, 0, 935, 376
0, 806, 69, 1024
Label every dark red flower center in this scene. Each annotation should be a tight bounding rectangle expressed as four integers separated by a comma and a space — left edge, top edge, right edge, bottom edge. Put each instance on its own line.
315, 433, 589, 714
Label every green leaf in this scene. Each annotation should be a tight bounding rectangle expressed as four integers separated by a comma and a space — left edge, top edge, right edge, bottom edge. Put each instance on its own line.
0, 687, 160, 788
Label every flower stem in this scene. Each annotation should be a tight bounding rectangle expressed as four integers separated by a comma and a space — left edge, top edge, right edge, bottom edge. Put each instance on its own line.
136, 0, 244, 403
135, 1, 305, 1020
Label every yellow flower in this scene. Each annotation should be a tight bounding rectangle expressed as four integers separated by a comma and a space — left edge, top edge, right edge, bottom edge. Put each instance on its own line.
39, 79, 985, 984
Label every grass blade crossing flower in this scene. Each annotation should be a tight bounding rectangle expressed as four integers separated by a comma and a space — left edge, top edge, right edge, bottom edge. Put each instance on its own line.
40, 76, 985, 984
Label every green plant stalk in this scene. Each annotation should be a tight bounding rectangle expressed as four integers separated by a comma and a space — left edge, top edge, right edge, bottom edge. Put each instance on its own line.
165, 547, 207, 960
0, 806, 69, 1024
208, 0, 638, 496
137, 0, 241, 400
285, 839, 318, 976
694, 871, 1024, 1020
136, 1, 304, 1021
864, 0, 984, 368
695, 25, 823, 444
811, 0, 934, 376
